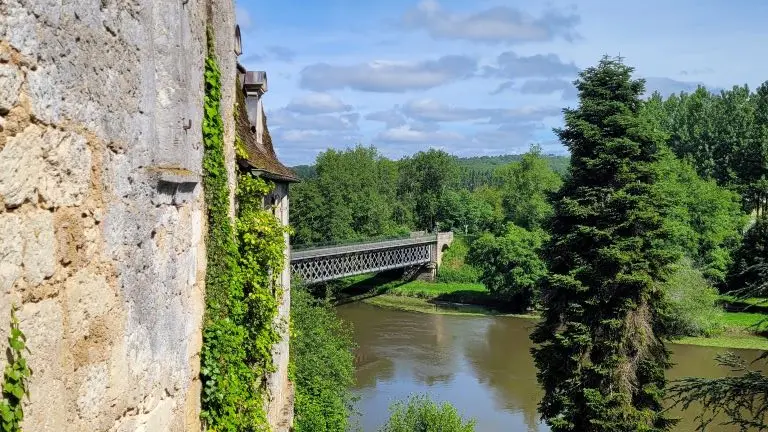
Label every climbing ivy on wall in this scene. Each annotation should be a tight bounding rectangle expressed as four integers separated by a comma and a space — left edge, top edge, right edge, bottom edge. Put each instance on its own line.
0, 306, 30, 432
199, 26, 288, 432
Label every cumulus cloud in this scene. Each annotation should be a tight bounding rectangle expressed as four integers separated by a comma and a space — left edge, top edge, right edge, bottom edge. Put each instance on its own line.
365, 109, 408, 128
375, 125, 464, 144
285, 93, 353, 114
402, 0, 580, 44
484, 52, 579, 79
396, 99, 562, 125
299, 55, 477, 92
269, 110, 360, 131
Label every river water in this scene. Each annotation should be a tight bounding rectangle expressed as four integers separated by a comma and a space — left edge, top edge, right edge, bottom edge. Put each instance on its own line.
338, 302, 765, 432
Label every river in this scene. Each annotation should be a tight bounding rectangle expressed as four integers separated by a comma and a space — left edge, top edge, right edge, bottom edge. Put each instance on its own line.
337, 301, 765, 432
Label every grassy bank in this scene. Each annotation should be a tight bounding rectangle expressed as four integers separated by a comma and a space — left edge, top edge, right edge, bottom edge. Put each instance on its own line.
329, 272, 768, 350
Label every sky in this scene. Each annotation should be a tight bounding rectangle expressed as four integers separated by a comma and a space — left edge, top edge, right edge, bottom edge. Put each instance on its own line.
235, 0, 768, 166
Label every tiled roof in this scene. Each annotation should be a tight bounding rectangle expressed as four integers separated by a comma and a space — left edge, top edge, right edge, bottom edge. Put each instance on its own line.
235, 82, 299, 182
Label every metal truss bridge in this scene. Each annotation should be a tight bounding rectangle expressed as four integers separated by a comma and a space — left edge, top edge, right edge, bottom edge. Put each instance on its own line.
290, 233, 452, 284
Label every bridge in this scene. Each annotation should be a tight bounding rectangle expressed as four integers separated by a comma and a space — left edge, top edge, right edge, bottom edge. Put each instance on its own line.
290, 232, 454, 284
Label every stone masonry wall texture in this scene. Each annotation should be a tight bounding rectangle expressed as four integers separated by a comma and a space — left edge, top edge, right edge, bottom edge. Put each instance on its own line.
0, 1, 237, 430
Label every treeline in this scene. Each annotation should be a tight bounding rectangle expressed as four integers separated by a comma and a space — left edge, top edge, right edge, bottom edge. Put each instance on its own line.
290, 146, 567, 246
645, 85, 768, 216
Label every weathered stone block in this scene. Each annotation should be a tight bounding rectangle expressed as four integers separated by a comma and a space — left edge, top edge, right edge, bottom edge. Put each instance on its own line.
0, 212, 22, 292
40, 128, 92, 207
65, 268, 114, 341
0, 63, 23, 113
0, 125, 91, 208
18, 299, 67, 431
21, 209, 55, 285
0, 124, 44, 207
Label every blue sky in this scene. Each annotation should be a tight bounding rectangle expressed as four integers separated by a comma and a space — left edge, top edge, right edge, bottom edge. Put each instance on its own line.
235, 0, 768, 165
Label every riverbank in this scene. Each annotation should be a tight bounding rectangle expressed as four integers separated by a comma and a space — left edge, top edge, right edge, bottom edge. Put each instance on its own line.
333, 275, 768, 351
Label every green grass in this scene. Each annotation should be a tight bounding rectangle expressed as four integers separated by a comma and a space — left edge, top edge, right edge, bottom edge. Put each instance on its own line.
671, 334, 768, 350
719, 311, 768, 331
388, 281, 486, 297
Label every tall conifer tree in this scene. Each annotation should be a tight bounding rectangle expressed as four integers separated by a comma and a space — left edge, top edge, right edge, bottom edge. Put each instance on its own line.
530, 56, 677, 432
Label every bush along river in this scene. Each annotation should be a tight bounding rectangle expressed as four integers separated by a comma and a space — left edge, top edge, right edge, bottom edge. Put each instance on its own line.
338, 301, 767, 431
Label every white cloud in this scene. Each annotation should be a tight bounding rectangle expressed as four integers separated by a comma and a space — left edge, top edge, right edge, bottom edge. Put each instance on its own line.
285, 93, 353, 114
402, 0, 580, 44
269, 110, 360, 131
299, 55, 477, 93
376, 125, 464, 143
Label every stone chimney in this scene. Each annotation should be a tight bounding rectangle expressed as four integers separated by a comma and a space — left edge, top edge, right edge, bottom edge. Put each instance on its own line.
243, 70, 268, 144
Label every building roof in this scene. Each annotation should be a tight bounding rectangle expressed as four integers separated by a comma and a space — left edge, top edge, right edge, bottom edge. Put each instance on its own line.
235, 79, 299, 183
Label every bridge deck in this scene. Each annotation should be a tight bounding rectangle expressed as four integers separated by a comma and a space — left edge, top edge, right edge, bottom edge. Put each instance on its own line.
289, 234, 439, 284
291, 234, 438, 261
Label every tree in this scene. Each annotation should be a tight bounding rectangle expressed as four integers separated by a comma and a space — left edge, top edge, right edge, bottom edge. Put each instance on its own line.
652, 148, 746, 285
290, 146, 409, 245
380, 394, 476, 432
494, 144, 562, 230
726, 215, 768, 294
669, 220, 768, 431
435, 189, 500, 234
398, 149, 460, 231
290, 288, 356, 432
530, 56, 677, 432
467, 225, 547, 309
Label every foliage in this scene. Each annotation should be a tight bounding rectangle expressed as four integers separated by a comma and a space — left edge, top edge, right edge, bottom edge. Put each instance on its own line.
236, 175, 288, 378
646, 82, 768, 215
727, 216, 768, 294
398, 149, 461, 231
290, 288, 356, 432
379, 394, 476, 432
659, 259, 725, 337
199, 29, 285, 431
494, 144, 563, 230
467, 225, 547, 309
530, 56, 678, 432
435, 190, 501, 235
669, 352, 768, 431
437, 237, 482, 283
652, 148, 746, 284
0, 307, 30, 432
291, 146, 410, 245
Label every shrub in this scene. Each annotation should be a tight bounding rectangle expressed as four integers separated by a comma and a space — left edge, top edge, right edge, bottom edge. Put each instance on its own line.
437, 237, 482, 283
661, 259, 725, 337
290, 288, 357, 432
380, 394, 475, 432
467, 225, 547, 309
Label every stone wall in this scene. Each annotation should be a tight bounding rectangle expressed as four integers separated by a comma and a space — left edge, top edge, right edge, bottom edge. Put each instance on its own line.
0, 1, 236, 430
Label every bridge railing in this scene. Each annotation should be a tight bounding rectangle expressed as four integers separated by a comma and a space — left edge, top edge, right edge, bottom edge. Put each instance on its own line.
292, 233, 416, 253
291, 234, 438, 261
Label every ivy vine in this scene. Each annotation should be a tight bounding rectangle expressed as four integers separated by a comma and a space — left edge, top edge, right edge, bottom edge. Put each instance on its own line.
0, 306, 31, 432
200, 26, 288, 432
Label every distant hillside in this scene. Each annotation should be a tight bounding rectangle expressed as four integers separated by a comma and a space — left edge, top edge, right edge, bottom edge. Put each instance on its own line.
291, 154, 570, 182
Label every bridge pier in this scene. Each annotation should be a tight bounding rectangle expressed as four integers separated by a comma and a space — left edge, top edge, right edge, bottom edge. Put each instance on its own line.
413, 262, 437, 282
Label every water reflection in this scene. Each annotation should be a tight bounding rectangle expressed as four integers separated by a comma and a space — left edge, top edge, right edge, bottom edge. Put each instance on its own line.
463, 318, 544, 431
337, 302, 765, 432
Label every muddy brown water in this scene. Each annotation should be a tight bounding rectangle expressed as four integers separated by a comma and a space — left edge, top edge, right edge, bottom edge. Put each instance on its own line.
337, 302, 766, 432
